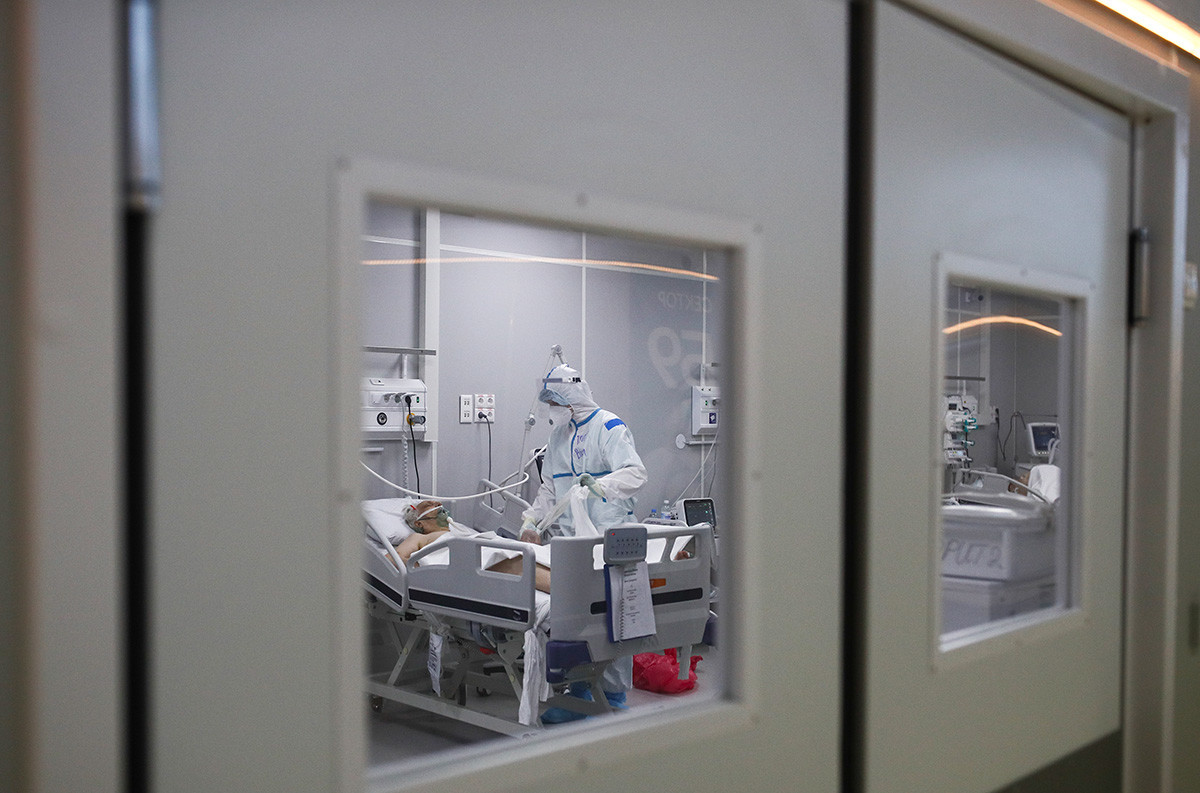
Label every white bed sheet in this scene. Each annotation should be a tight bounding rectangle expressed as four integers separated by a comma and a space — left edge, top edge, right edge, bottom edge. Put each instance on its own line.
519, 592, 553, 725
363, 497, 550, 569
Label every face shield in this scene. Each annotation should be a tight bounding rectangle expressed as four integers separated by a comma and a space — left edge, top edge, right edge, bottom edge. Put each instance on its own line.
538, 374, 581, 407
535, 363, 598, 425
538, 366, 583, 425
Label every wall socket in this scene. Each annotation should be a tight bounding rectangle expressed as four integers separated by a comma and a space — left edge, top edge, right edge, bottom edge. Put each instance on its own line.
461, 393, 496, 423
474, 394, 495, 423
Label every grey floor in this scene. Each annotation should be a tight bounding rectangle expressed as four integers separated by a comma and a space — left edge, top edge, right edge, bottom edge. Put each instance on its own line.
367, 653, 718, 766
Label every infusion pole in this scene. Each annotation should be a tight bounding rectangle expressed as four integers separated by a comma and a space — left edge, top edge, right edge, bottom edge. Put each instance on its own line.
123, 2, 160, 792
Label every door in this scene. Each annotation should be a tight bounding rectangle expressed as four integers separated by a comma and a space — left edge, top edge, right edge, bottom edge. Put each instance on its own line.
863, 4, 1131, 791
147, 3, 848, 793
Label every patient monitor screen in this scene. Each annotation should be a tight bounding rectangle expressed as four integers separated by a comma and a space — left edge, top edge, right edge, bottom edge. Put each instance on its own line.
359, 201, 730, 766
682, 498, 716, 530
1027, 422, 1059, 457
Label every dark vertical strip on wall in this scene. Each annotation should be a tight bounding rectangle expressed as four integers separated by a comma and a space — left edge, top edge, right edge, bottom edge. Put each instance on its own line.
1, 1, 31, 788
124, 0, 161, 786
122, 205, 151, 793
122, 0, 156, 787
843, 2, 875, 793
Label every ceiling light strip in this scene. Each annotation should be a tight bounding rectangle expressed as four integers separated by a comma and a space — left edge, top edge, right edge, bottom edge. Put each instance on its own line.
942, 315, 1063, 336
1094, 0, 1200, 57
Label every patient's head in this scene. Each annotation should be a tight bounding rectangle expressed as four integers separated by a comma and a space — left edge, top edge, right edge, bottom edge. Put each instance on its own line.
405, 500, 449, 533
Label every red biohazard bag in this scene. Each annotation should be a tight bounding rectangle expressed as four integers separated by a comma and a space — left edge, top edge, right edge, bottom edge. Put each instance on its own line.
632, 647, 701, 694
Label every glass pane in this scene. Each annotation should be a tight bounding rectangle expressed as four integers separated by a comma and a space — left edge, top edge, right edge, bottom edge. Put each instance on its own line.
940, 282, 1072, 640
360, 203, 726, 768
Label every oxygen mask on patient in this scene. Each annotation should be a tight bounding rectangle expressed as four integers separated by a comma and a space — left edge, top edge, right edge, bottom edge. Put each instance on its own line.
407, 501, 450, 532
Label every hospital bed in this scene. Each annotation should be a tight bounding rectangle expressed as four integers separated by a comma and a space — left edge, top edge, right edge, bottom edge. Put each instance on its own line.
941, 468, 1060, 631
362, 497, 716, 736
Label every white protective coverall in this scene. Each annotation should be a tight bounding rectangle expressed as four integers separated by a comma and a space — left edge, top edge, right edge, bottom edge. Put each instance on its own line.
523, 365, 648, 535
523, 364, 647, 699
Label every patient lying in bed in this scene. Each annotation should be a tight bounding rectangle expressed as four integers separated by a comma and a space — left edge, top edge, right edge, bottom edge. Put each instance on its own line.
395, 500, 552, 593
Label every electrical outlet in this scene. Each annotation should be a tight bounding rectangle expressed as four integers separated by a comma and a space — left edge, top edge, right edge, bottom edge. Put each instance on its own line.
474, 394, 496, 423
459, 394, 474, 423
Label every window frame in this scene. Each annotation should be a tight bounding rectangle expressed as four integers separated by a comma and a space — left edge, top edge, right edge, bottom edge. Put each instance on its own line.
333, 158, 761, 791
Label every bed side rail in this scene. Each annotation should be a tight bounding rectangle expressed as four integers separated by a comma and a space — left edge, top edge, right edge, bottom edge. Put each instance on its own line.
362, 521, 408, 612
473, 479, 532, 536
407, 536, 537, 631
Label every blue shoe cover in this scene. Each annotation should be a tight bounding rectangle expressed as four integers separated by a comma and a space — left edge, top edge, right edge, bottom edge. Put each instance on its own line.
604, 690, 627, 708
540, 706, 589, 724
542, 684, 594, 724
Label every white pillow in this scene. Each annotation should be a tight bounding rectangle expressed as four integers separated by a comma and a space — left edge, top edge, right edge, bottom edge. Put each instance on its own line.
362, 498, 422, 545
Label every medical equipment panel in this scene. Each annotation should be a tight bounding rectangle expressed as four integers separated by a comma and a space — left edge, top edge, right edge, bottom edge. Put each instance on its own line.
691, 385, 719, 436
943, 393, 978, 464
603, 525, 649, 564
362, 377, 427, 436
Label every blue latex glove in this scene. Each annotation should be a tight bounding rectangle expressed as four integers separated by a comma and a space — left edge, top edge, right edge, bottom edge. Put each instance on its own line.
578, 473, 605, 500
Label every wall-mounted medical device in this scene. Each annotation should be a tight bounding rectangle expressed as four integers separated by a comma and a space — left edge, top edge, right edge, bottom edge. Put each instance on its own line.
691, 385, 719, 436
943, 393, 978, 464
1026, 422, 1059, 458
362, 377, 427, 436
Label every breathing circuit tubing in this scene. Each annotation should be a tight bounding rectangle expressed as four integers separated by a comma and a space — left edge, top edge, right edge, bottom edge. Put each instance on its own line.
670, 425, 719, 504
949, 467, 1050, 504
363, 345, 568, 505
361, 459, 531, 503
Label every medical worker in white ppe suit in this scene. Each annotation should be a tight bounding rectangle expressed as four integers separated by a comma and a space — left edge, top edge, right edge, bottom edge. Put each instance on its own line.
521, 363, 648, 722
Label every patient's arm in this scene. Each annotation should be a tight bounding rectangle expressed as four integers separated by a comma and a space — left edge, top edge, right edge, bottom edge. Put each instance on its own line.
487, 556, 552, 594
395, 530, 448, 563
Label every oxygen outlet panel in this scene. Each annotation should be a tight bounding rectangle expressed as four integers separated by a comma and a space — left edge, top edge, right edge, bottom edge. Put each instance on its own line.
691, 385, 719, 436
362, 377, 427, 436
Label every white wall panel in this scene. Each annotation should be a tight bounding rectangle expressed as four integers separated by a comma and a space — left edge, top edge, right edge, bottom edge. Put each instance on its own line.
152, 3, 847, 792
18, 1, 122, 791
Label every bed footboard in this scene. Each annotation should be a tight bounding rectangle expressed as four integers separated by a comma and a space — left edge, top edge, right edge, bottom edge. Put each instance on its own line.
548, 524, 714, 674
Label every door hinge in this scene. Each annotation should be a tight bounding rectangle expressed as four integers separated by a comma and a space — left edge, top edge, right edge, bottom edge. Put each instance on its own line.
1128, 226, 1151, 326
1189, 600, 1199, 654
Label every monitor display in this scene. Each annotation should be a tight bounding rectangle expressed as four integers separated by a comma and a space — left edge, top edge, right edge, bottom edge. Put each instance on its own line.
681, 498, 716, 530
1027, 422, 1059, 458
